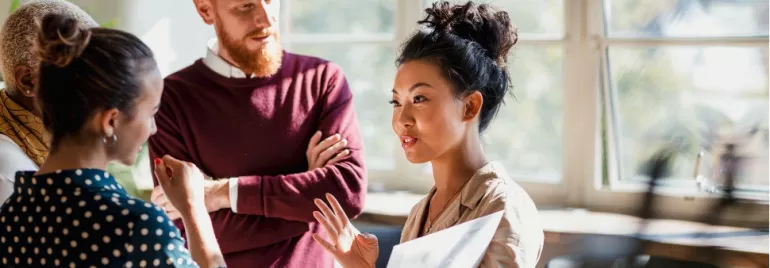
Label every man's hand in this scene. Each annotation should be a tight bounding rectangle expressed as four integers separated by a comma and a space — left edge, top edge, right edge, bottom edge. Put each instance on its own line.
152, 176, 230, 220
307, 131, 350, 171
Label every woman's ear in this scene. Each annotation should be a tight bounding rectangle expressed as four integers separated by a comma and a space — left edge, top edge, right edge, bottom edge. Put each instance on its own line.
462, 91, 484, 121
13, 65, 36, 97
98, 108, 120, 138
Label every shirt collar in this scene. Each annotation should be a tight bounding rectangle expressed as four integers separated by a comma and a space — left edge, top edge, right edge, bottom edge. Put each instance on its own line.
406, 162, 505, 239
459, 161, 507, 210
202, 38, 254, 79
422, 161, 508, 211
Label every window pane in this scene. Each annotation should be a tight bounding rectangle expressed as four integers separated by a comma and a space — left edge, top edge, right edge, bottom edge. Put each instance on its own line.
290, 44, 397, 170
288, 0, 394, 34
608, 46, 769, 188
422, 0, 564, 36
485, 45, 564, 181
604, 0, 769, 38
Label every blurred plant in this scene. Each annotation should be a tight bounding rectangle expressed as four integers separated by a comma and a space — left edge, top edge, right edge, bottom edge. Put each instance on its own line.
100, 18, 118, 28
7, 1, 118, 27
9, 0, 20, 13
81, 6, 119, 28
107, 143, 150, 200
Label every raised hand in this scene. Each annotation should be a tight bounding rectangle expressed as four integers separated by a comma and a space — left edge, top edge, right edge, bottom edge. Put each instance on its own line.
153, 155, 206, 217
307, 131, 350, 170
312, 193, 378, 268
154, 155, 228, 268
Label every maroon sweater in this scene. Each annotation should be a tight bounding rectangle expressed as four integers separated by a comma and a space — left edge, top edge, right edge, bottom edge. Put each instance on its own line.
149, 52, 367, 268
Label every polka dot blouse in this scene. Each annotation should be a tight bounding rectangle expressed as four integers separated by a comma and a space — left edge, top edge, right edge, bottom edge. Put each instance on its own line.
0, 169, 198, 267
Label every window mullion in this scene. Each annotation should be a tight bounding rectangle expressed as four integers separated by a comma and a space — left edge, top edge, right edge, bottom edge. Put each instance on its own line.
396, 0, 423, 42
390, 0, 426, 180
563, 0, 603, 208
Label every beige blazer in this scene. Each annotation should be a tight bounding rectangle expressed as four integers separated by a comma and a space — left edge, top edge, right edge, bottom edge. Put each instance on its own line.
400, 162, 544, 268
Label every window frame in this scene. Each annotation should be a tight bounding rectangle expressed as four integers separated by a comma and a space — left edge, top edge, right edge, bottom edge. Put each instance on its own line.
279, 0, 769, 226
585, 0, 768, 226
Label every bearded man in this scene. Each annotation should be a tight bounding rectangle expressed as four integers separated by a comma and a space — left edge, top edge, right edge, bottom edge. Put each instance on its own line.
148, 1, 367, 267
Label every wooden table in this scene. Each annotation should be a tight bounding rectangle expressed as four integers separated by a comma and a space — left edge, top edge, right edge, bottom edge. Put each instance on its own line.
360, 192, 770, 267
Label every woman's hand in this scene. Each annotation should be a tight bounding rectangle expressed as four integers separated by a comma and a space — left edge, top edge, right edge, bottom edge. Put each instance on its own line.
153, 155, 207, 217
312, 193, 379, 268
154, 155, 229, 268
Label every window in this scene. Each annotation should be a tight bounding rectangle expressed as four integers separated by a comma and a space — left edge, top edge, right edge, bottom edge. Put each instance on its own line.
588, 0, 767, 223
601, 0, 769, 193
604, 0, 768, 38
282, 0, 769, 214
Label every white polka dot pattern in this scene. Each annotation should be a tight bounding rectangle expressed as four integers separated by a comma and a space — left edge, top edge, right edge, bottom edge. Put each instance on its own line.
0, 169, 197, 267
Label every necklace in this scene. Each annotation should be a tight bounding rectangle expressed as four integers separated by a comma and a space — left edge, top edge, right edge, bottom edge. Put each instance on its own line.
423, 178, 472, 234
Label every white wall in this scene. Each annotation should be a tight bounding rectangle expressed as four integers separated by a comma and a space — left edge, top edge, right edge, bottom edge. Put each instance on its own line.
116, 0, 215, 76
0, 1, 13, 27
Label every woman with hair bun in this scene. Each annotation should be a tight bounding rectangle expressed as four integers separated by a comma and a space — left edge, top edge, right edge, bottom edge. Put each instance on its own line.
0, 13, 227, 268
312, 1, 544, 267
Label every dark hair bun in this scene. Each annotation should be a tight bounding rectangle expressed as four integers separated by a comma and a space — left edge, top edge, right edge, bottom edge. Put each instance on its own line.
36, 13, 91, 67
421, 1, 518, 67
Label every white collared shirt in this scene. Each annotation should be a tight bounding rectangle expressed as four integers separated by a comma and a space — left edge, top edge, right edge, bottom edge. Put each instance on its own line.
200, 38, 246, 213
202, 38, 256, 79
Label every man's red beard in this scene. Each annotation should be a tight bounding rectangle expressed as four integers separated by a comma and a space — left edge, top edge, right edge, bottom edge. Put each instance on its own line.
215, 21, 283, 78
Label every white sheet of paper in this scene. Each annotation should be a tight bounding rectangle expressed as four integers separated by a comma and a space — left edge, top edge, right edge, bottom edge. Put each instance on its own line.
386, 211, 504, 268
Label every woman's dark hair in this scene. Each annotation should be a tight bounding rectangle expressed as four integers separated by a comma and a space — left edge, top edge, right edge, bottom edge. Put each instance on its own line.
35, 13, 155, 148
396, 1, 518, 132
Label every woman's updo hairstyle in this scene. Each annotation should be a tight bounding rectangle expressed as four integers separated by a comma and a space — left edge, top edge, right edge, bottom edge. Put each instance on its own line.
396, 1, 518, 132
35, 13, 155, 148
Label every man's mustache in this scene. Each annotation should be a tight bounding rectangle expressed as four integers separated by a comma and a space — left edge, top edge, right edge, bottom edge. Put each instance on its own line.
245, 28, 276, 39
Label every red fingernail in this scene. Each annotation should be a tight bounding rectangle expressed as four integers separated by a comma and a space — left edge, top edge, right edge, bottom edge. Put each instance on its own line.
154, 158, 161, 165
